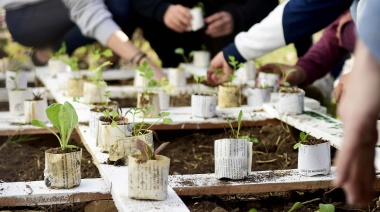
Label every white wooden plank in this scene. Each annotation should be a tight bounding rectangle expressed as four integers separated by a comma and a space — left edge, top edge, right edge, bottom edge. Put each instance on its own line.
0, 178, 111, 206
0, 87, 52, 102
77, 125, 189, 212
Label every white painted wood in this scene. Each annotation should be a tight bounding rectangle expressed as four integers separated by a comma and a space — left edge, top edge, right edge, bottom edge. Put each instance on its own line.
0, 71, 36, 83
0, 178, 110, 206
77, 126, 190, 212
0, 87, 51, 102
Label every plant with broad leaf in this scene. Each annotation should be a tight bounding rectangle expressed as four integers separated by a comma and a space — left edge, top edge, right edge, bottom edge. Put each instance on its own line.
174, 48, 194, 63
293, 131, 310, 149
226, 110, 258, 143
288, 202, 334, 212
135, 139, 170, 161
102, 108, 172, 137
31, 101, 78, 152
193, 74, 206, 94
51, 43, 67, 59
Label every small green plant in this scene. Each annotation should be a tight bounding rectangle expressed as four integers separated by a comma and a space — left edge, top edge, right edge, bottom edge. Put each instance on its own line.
225, 110, 258, 143
293, 131, 310, 149
136, 139, 170, 161
174, 48, 194, 63
275, 63, 296, 87
213, 55, 244, 86
90, 61, 112, 104
88, 46, 113, 69
288, 202, 334, 212
137, 61, 163, 94
31, 101, 78, 152
51, 43, 67, 59
0, 129, 39, 152
193, 74, 206, 94
63, 56, 79, 72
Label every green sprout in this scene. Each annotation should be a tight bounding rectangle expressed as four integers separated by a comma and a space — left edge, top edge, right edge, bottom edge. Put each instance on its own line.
174, 48, 194, 63
293, 131, 310, 149
136, 139, 170, 161
288, 202, 334, 212
51, 42, 67, 59
137, 61, 164, 94
275, 63, 296, 87
225, 110, 257, 143
90, 61, 112, 104
193, 74, 206, 94
63, 57, 79, 72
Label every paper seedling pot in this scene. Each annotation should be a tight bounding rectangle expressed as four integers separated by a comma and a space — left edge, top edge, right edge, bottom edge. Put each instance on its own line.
137, 93, 160, 118
44, 148, 82, 189
193, 51, 210, 67
235, 61, 256, 85
190, 7, 204, 31
6, 70, 28, 90
68, 78, 84, 97
247, 87, 271, 108
48, 59, 70, 77
214, 139, 253, 180
158, 90, 170, 110
191, 94, 217, 118
218, 85, 241, 108
98, 122, 133, 153
83, 81, 107, 104
168, 68, 187, 87
128, 155, 170, 200
133, 70, 148, 88
298, 141, 331, 176
109, 130, 154, 164
257, 72, 280, 92
89, 104, 118, 140
24, 99, 48, 123
278, 88, 305, 115
8, 89, 32, 116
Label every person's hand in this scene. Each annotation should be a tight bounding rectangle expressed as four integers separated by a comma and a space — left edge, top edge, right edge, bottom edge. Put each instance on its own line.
205, 11, 234, 37
205, 51, 233, 86
333, 73, 349, 103
258, 63, 306, 86
163, 5, 192, 33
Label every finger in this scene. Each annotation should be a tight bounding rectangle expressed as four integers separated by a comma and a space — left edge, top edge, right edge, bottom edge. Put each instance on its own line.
204, 13, 223, 24
206, 19, 225, 35
169, 17, 189, 32
334, 84, 343, 103
257, 64, 282, 73
175, 11, 192, 29
177, 6, 191, 20
333, 150, 351, 186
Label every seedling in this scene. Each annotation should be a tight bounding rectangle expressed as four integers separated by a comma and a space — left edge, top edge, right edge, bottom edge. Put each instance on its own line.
213, 55, 244, 86
63, 56, 79, 72
293, 131, 310, 149
90, 61, 112, 104
288, 202, 334, 212
193, 74, 206, 94
88, 46, 113, 69
137, 61, 163, 94
174, 48, 194, 63
31, 101, 78, 152
136, 139, 170, 161
225, 110, 258, 143
51, 43, 67, 59
275, 63, 296, 87
0, 129, 39, 152
31, 91, 45, 101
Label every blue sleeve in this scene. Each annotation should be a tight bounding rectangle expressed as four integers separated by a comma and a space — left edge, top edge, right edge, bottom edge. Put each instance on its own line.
283, 0, 353, 44
358, 0, 380, 62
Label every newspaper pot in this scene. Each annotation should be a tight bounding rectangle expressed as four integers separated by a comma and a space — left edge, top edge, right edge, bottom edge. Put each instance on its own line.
98, 120, 133, 153
128, 155, 170, 200
190, 7, 204, 31
137, 93, 160, 118
234, 61, 255, 85
191, 94, 217, 118
218, 85, 241, 108
133, 70, 148, 88
214, 138, 253, 180
158, 90, 170, 110
44, 148, 82, 189
57, 71, 71, 90
298, 141, 331, 176
67, 77, 84, 97
83, 81, 107, 104
247, 87, 271, 108
89, 102, 118, 140
257, 72, 280, 92
8, 89, 32, 116
193, 51, 210, 67
109, 130, 154, 164
278, 87, 304, 115
168, 68, 186, 87
5, 70, 28, 90
24, 98, 48, 123
48, 59, 69, 77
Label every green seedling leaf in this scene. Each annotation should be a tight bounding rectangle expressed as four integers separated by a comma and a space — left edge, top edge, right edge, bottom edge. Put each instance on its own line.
293, 142, 301, 149
319, 203, 335, 212
288, 202, 302, 212
248, 209, 258, 212
111, 120, 118, 127
283, 82, 290, 87
174, 48, 184, 55
111, 109, 118, 118
31, 119, 61, 144
161, 112, 170, 117
154, 142, 170, 156
236, 110, 243, 138
66, 145, 78, 149
103, 109, 110, 117
102, 49, 113, 57
248, 137, 259, 143
163, 117, 173, 124
300, 132, 309, 142
226, 118, 235, 138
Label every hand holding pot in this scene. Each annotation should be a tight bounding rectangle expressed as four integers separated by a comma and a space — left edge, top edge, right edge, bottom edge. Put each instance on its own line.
257, 63, 306, 86
163, 5, 192, 33
205, 51, 233, 86
205, 11, 234, 38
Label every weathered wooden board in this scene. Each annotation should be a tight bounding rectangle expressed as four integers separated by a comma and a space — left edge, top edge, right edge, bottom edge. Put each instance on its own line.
0, 179, 111, 207
76, 125, 190, 212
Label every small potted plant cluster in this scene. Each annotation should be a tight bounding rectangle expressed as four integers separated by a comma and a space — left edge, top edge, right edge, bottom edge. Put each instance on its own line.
128, 140, 170, 200
216, 56, 242, 108
214, 111, 254, 180
24, 91, 48, 123
191, 75, 217, 118
31, 101, 81, 189
7, 73, 32, 116
277, 65, 304, 115
136, 61, 162, 118
83, 61, 111, 104
49, 43, 69, 78
107, 108, 172, 165
293, 132, 331, 176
